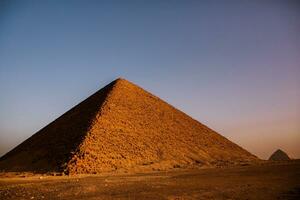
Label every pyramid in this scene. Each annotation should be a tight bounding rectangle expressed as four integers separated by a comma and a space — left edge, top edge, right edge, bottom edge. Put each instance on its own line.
269, 149, 290, 161
0, 78, 257, 174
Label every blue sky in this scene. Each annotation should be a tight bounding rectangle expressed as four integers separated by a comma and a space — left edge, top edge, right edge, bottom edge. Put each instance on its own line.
0, 0, 299, 159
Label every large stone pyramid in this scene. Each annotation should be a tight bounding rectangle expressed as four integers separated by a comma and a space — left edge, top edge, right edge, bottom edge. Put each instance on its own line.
269, 149, 290, 161
0, 78, 257, 174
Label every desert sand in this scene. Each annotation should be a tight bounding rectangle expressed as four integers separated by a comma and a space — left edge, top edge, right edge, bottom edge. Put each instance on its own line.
0, 160, 299, 200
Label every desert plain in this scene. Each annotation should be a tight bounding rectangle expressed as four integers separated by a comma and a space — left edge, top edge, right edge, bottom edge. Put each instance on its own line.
0, 160, 300, 200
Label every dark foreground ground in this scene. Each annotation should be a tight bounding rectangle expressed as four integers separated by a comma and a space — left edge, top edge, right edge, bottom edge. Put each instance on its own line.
0, 161, 299, 200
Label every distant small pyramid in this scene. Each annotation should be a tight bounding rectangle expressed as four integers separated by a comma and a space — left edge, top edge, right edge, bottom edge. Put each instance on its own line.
0, 78, 258, 174
269, 149, 290, 161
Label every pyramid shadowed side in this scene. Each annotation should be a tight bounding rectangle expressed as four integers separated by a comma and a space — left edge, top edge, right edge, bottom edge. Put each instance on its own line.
0, 79, 119, 173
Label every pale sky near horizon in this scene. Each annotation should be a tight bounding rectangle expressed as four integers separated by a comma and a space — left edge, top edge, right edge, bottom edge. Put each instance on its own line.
0, 0, 299, 159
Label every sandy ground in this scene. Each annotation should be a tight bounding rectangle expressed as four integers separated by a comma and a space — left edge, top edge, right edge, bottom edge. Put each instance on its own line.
0, 161, 299, 200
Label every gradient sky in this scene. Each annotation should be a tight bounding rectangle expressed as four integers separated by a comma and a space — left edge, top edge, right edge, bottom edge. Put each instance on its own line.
0, 0, 299, 159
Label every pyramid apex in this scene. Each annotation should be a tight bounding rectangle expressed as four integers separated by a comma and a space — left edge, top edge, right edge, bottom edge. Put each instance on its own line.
112, 77, 136, 87
275, 149, 284, 153
115, 77, 125, 80
114, 77, 129, 83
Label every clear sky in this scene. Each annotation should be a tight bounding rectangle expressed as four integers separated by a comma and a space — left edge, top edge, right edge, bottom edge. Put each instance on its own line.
0, 0, 299, 159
